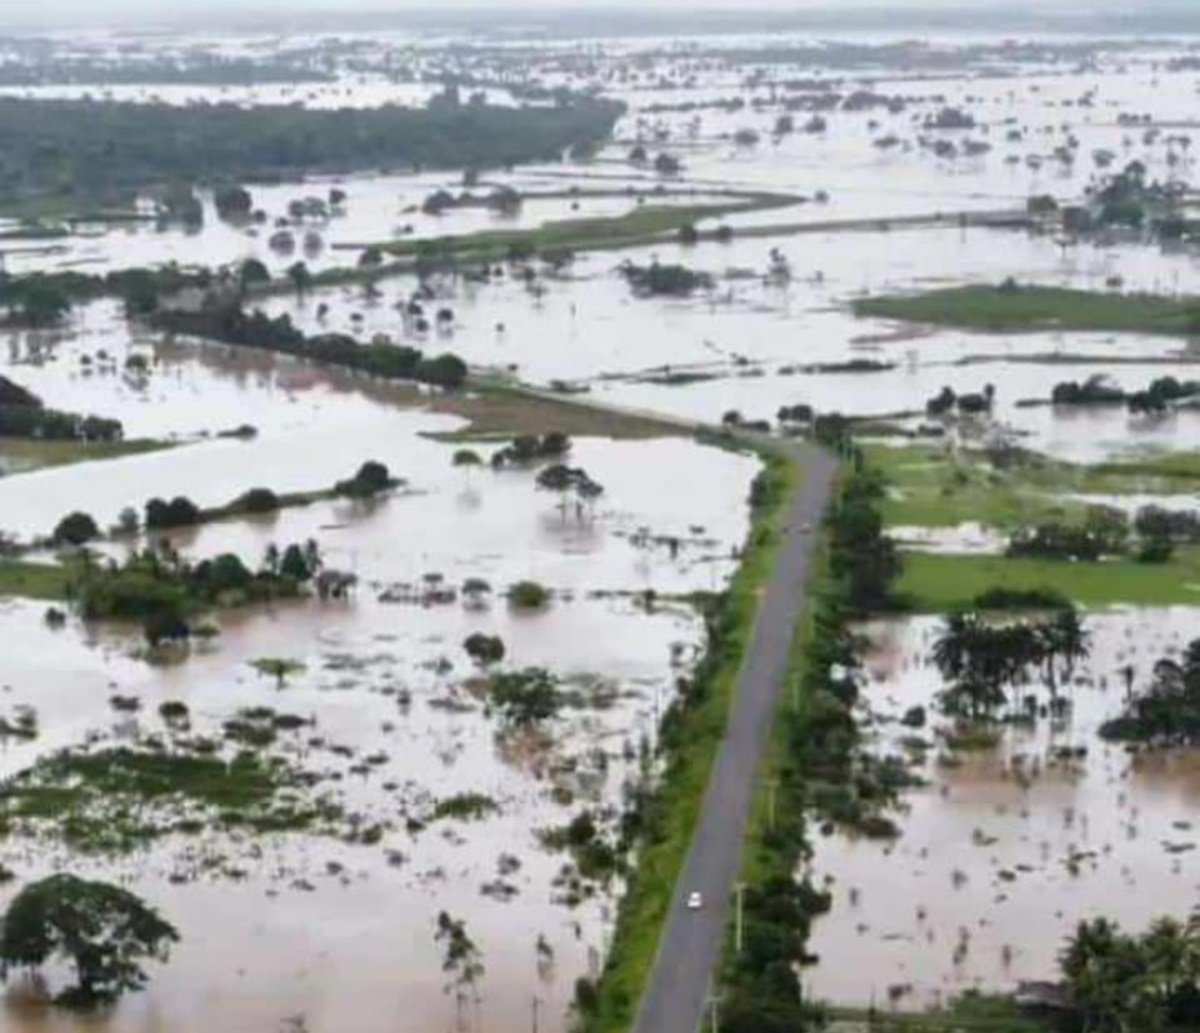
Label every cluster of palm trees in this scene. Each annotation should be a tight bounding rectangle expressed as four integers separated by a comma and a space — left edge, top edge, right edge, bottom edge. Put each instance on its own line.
1101, 638, 1200, 744
1061, 914, 1200, 1032
931, 608, 1090, 720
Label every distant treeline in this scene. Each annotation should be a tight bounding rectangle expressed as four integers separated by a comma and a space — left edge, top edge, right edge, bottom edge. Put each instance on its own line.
0, 374, 122, 442
0, 94, 625, 206
0, 58, 335, 87
153, 304, 468, 391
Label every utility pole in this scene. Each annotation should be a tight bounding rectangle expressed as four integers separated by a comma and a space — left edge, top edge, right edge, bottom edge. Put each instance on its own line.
734, 881, 746, 954
764, 776, 780, 830
706, 991, 722, 1033
532, 994, 540, 1033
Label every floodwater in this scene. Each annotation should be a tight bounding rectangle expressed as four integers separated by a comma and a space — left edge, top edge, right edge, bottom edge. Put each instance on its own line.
0, 279, 757, 1033
807, 610, 1200, 1009
4, 25, 1200, 1028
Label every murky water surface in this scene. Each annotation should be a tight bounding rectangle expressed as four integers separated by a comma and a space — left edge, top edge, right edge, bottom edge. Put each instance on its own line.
4, 26, 1200, 1028
808, 611, 1200, 1009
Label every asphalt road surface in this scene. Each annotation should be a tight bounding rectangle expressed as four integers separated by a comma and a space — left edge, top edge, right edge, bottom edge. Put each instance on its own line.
631, 441, 839, 1033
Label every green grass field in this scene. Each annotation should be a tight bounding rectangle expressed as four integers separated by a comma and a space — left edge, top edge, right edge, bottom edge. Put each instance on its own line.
868, 443, 1200, 610
900, 549, 1200, 611
869, 443, 1200, 530
0, 437, 173, 475
854, 283, 1200, 337
0, 560, 73, 601
380, 194, 796, 262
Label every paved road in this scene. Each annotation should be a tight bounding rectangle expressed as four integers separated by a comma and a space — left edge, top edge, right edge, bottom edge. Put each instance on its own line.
631, 439, 839, 1033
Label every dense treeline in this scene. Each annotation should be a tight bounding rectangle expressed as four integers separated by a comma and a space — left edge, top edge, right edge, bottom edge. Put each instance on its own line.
0, 266, 214, 326
74, 542, 319, 646
0, 95, 625, 205
825, 465, 902, 612
1051, 373, 1200, 413
0, 57, 334, 87
1007, 504, 1176, 564
0, 374, 122, 442
152, 304, 468, 390
932, 607, 1089, 719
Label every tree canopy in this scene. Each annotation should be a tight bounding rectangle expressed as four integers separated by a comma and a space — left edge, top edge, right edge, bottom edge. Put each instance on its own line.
0, 874, 178, 1006
0, 95, 625, 208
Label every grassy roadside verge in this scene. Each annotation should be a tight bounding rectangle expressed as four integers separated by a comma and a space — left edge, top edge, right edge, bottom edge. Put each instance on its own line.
714, 461, 912, 1031
852, 283, 1200, 337
578, 445, 797, 1033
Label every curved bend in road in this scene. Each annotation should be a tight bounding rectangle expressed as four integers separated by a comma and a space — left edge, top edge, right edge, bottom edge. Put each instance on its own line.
631, 439, 839, 1033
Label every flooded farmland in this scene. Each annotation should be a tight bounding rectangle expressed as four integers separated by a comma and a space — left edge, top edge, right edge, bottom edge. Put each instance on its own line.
808, 610, 1200, 1010
2, 9, 1200, 1033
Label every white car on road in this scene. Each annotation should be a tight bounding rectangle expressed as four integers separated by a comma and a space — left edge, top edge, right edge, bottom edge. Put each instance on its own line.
686, 891, 703, 910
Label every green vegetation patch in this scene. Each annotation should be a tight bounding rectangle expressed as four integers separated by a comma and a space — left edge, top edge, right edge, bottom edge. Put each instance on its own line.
0, 436, 173, 475
380, 195, 795, 264
853, 282, 1200, 337
899, 549, 1200, 611
423, 382, 682, 441
431, 793, 501, 822
0, 744, 337, 854
869, 443, 1200, 530
0, 559, 74, 601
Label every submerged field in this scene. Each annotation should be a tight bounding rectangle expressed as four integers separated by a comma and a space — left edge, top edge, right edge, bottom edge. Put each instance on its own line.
808, 610, 1200, 1010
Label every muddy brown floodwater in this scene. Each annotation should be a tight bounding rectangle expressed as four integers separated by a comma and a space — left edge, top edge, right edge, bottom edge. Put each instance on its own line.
0, 297, 757, 1032
5, 25, 1200, 1030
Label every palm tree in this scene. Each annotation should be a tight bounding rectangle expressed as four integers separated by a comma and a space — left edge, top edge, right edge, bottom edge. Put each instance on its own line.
1121, 663, 1136, 702
1141, 916, 1200, 1010
302, 538, 322, 574
1053, 608, 1091, 683
1061, 917, 1127, 1033
932, 612, 978, 683
287, 261, 312, 298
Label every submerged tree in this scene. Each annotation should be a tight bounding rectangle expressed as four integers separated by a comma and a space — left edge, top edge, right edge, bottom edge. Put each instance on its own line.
463, 633, 505, 668
250, 657, 307, 688
1102, 637, 1200, 744
0, 875, 178, 1007
931, 607, 1091, 719
435, 911, 485, 1031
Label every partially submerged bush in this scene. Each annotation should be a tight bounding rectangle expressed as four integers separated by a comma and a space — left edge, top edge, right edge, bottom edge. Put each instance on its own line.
508, 580, 550, 610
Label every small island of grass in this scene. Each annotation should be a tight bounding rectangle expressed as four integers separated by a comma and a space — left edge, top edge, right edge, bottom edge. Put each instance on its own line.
853, 280, 1200, 338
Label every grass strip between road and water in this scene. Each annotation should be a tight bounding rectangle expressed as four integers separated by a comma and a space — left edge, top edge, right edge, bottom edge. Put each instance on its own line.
577, 446, 797, 1033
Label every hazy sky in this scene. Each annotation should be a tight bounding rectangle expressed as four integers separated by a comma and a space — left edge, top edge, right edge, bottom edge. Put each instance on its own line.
0, 0, 1087, 18
0, 0, 1192, 30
